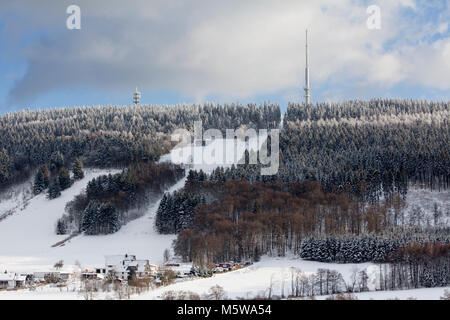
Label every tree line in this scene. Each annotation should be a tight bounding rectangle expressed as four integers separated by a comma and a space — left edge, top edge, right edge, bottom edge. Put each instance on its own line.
299, 232, 449, 263
56, 162, 184, 235
0, 103, 280, 189
173, 179, 399, 264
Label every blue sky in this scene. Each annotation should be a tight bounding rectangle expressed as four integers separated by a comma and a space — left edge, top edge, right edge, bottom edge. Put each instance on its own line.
0, 0, 449, 114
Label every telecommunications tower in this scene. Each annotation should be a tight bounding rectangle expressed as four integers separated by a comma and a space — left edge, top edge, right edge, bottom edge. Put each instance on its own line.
304, 29, 310, 105
133, 87, 141, 106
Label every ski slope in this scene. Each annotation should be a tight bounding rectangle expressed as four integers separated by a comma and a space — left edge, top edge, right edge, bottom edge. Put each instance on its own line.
0, 137, 265, 272
0, 169, 186, 272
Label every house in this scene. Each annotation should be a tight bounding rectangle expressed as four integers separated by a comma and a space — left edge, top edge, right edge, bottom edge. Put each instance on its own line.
95, 268, 107, 275
104, 254, 157, 280
14, 275, 26, 287
0, 273, 26, 289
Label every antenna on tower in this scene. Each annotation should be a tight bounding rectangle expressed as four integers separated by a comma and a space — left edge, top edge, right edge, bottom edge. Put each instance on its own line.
133, 87, 141, 106
304, 29, 310, 105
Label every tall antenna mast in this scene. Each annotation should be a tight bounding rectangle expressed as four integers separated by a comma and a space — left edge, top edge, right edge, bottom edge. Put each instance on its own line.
304, 29, 310, 105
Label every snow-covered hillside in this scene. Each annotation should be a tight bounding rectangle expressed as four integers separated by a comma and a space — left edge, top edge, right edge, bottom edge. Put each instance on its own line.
0, 169, 122, 272
0, 137, 264, 272
0, 170, 189, 272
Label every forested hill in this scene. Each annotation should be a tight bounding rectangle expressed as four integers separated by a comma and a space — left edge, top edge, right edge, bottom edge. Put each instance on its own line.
0, 103, 281, 187
179, 99, 449, 201
279, 99, 449, 200
0, 99, 448, 202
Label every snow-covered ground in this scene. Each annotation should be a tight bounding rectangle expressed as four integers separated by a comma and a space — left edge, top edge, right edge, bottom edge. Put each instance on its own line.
135, 256, 379, 300
132, 255, 450, 300
0, 256, 448, 300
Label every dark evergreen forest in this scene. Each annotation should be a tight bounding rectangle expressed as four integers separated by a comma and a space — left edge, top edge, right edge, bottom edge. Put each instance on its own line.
0, 103, 281, 188
280, 99, 449, 200
201, 100, 449, 201
57, 162, 184, 235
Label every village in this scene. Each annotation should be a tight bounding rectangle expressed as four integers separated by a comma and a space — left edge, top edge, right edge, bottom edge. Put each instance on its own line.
0, 254, 252, 293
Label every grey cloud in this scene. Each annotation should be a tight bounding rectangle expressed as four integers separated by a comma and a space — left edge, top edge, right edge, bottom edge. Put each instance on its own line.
2, 0, 449, 105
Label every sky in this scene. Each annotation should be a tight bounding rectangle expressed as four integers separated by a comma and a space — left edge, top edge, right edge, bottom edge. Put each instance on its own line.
0, 0, 449, 114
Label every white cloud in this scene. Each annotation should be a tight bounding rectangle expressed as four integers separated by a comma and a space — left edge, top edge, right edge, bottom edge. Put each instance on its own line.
369, 53, 407, 85
407, 38, 450, 89
1, 0, 449, 105
437, 22, 448, 34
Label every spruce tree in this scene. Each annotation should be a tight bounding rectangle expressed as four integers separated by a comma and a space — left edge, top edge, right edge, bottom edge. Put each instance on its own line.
156, 194, 169, 233
33, 165, 50, 195
33, 171, 44, 195
58, 167, 72, 190
81, 201, 97, 234
0, 163, 8, 184
0, 149, 10, 183
72, 157, 84, 180
47, 178, 61, 199
56, 220, 67, 235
